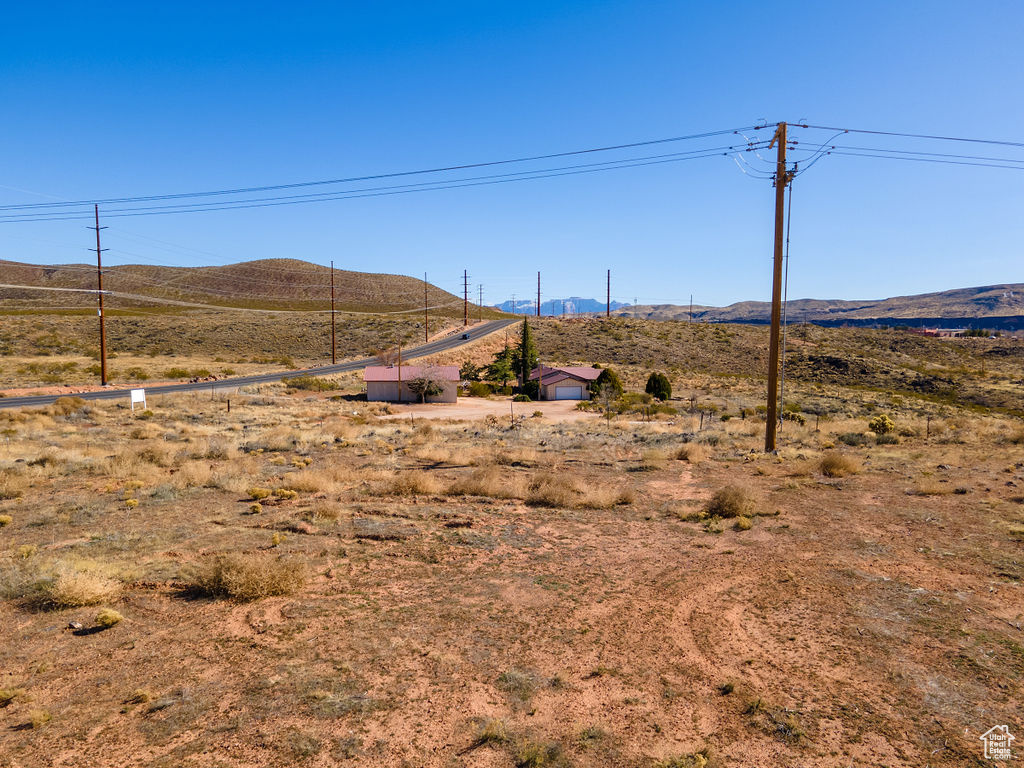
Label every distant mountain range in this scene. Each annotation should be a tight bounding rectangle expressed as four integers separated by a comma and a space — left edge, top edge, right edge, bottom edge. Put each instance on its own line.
613, 284, 1024, 330
494, 297, 630, 316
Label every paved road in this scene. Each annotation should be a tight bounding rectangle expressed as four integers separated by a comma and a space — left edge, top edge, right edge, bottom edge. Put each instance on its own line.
0, 318, 519, 410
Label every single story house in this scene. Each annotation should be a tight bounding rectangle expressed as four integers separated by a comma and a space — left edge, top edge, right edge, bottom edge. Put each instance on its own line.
364, 365, 459, 403
529, 365, 602, 400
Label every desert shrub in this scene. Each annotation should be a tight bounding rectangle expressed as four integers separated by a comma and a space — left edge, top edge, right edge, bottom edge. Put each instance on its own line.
374, 470, 442, 496
0, 514, 11, 526
192, 554, 307, 601
96, 608, 124, 627
876, 433, 899, 445
164, 367, 189, 378
512, 394, 532, 402
448, 468, 525, 499
468, 381, 492, 398
50, 397, 85, 416
497, 668, 539, 701
0, 688, 26, 707
28, 709, 51, 729
525, 473, 577, 508
838, 432, 870, 446
645, 372, 672, 401
248, 487, 272, 500
282, 375, 337, 391
674, 443, 706, 463
45, 568, 121, 608
868, 413, 895, 434
820, 451, 859, 478
473, 718, 510, 747
273, 488, 299, 500
734, 516, 753, 531
703, 485, 753, 519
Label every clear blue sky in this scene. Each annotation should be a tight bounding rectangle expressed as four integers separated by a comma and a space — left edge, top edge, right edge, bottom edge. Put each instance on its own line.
1, 1, 1021, 307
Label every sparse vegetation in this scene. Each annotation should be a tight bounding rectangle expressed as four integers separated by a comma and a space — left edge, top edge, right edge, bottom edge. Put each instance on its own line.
191, 554, 307, 600
703, 485, 754, 518
820, 451, 859, 478
96, 607, 124, 627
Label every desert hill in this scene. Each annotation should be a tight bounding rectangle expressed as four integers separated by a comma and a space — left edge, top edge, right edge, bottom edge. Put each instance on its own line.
614, 284, 1024, 329
0, 258, 468, 315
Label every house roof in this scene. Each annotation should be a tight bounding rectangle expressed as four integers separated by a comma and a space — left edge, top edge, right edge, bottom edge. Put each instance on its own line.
530, 365, 602, 385
363, 365, 460, 382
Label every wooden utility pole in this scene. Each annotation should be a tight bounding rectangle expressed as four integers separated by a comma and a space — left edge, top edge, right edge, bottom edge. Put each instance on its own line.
606, 269, 611, 318
765, 122, 791, 452
689, 294, 693, 323
89, 204, 108, 386
463, 269, 469, 326
478, 284, 483, 323
536, 271, 541, 317
424, 272, 429, 342
330, 260, 336, 364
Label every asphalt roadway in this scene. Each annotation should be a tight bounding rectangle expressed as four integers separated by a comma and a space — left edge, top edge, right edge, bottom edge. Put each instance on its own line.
0, 318, 519, 410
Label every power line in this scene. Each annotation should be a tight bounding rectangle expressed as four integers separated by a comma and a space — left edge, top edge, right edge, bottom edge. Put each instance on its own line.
0, 126, 761, 213
0, 144, 765, 223
796, 123, 1024, 149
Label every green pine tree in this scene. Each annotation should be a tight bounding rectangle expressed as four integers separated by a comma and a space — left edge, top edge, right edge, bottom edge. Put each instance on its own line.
516, 319, 538, 386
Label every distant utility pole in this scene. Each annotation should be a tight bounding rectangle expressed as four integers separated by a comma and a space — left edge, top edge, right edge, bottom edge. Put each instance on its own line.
88, 204, 108, 386
463, 269, 469, 326
330, 260, 336, 364
397, 340, 402, 403
765, 122, 793, 452
478, 284, 483, 322
424, 272, 429, 342
689, 294, 693, 323
606, 269, 611, 319
512, 293, 516, 315
536, 271, 541, 317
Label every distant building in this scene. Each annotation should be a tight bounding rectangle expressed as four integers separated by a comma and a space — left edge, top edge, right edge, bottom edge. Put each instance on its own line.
363, 365, 459, 403
529, 365, 602, 400
907, 327, 966, 338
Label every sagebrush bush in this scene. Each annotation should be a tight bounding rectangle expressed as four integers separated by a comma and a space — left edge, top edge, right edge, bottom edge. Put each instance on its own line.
674, 443, 706, 463
820, 451, 859, 478
192, 554, 307, 601
703, 485, 753, 518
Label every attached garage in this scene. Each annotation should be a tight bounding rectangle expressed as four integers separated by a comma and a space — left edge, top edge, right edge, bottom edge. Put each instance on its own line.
554, 385, 584, 400
530, 365, 602, 401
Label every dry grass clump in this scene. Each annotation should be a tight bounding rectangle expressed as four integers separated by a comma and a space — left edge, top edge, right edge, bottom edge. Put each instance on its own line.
279, 468, 343, 494
473, 717, 510, 747
489, 448, 538, 467
819, 451, 859, 478
674, 443, 706, 463
192, 553, 307, 601
0, 688, 26, 707
703, 485, 754, 519
28, 709, 52, 729
372, 470, 442, 497
526, 472, 578, 508
447, 467, 526, 499
45, 568, 121, 608
0, 514, 11, 527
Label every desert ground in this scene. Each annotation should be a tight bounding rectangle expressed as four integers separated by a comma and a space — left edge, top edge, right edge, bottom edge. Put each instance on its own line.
1, 316, 1022, 767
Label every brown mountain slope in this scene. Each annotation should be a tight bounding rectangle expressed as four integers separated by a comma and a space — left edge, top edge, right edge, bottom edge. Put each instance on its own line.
0, 258, 467, 314
616, 284, 1024, 328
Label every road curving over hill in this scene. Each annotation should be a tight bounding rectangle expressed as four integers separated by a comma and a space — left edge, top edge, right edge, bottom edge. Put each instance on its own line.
0, 318, 519, 410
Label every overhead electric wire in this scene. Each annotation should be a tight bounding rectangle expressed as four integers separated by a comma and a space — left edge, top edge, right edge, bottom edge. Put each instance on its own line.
796, 123, 1024, 149
0, 142, 767, 224
0, 126, 761, 214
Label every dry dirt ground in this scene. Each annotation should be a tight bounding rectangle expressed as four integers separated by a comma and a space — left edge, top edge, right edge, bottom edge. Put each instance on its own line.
1, 381, 1022, 768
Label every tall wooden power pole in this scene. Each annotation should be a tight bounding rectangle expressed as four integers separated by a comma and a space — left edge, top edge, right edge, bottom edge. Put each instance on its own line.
463, 269, 469, 326
536, 271, 541, 317
424, 272, 429, 342
330, 260, 336, 364
765, 122, 791, 452
89, 204, 108, 386
478, 284, 483, 323
606, 269, 611, 318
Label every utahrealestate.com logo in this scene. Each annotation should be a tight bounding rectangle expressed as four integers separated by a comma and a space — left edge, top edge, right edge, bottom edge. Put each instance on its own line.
980, 725, 1015, 760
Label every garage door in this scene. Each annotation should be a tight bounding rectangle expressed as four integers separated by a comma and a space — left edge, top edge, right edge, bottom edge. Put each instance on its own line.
554, 385, 583, 400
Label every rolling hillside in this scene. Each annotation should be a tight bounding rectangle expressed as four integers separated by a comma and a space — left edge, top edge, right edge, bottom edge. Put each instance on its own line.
0, 258, 470, 315
615, 284, 1024, 329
